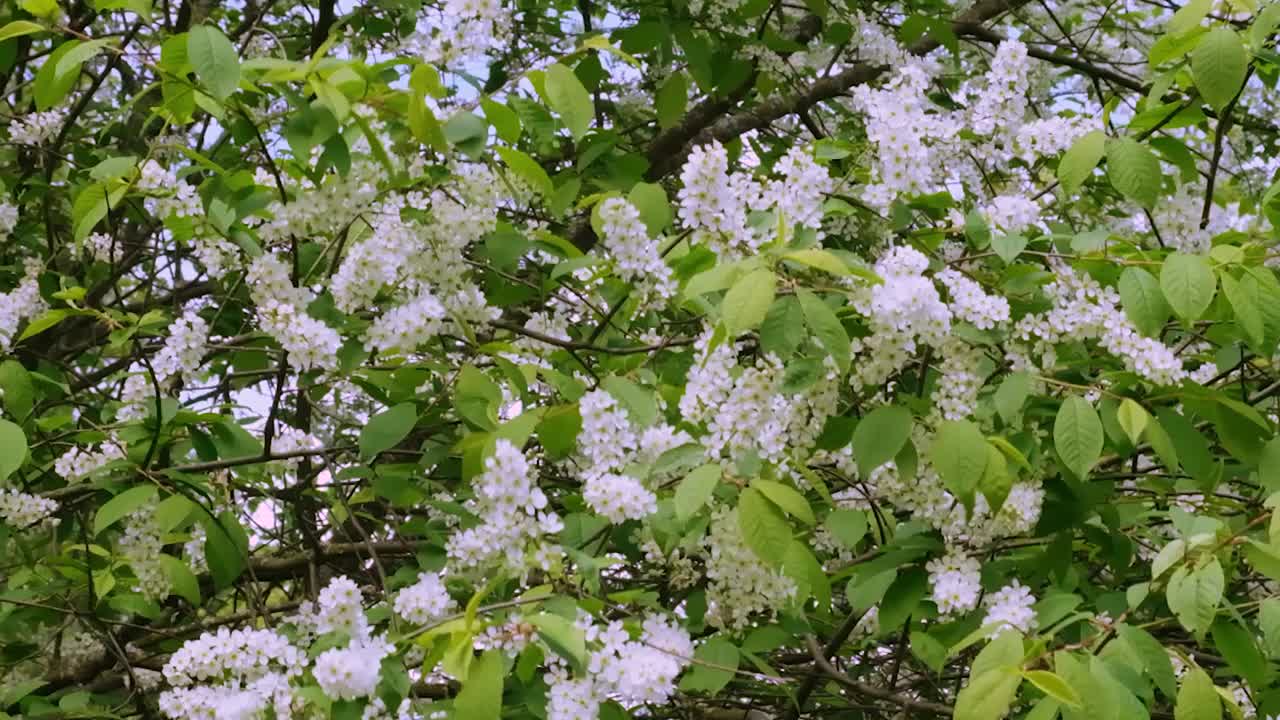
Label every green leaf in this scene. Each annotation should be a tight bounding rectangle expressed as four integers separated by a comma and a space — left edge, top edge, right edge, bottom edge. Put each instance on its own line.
955, 667, 1022, 720
675, 464, 721, 522
847, 568, 897, 612
203, 510, 249, 588
751, 479, 814, 525
1054, 397, 1104, 479
1106, 138, 1163, 209
1191, 28, 1248, 113
1161, 253, 1216, 321
55, 38, 110, 79
911, 631, 948, 673
155, 494, 196, 531
991, 233, 1028, 264
94, 485, 157, 536
1117, 623, 1177, 698
495, 147, 553, 198
1058, 130, 1106, 195
454, 651, 503, 720
628, 182, 671, 237
72, 182, 126, 242
979, 442, 1013, 513
722, 268, 777, 337
679, 637, 738, 693
600, 376, 657, 427
656, 72, 688, 130
782, 540, 831, 609
1023, 670, 1083, 708
480, 98, 521, 143
928, 420, 989, 508
1210, 619, 1266, 690
1259, 598, 1280, 658
0, 419, 27, 482
852, 405, 913, 475
359, 403, 418, 460
877, 568, 928, 632
528, 612, 587, 673
1221, 272, 1265, 348
994, 372, 1032, 424
1170, 0, 1212, 34
158, 554, 201, 606
1166, 559, 1224, 634
796, 289, 851, 374
544, 63, 593, 140
1119, 267, 1171, 337
35, 40, 84, 110
1117, 399, 1149, 446
1145, 418, 1181, 474
187, 25, 240, 101
0, 20, 45, 42
825, 509, 867, 549
782, 249, 852, 277
737, 487, 792, 567
1175, 667, 1222, 720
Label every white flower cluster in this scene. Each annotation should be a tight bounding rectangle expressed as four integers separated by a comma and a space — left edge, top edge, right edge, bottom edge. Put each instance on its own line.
926, 549, 982, 615
679, 330, 838, 466
0, 258, 46, 352
153, 310, 210, 382
246, 254, 343, 372
447, 439, 564, 575
119, 500, 171, 600
137, 160, 203, 220
408, 0, 510, 66
982, 580, 1037, 636
982, 194, 1041, 235
575, 389, 690, 523
703, 506, 796, 629
850, 246, 951, 387
677, 142, 832, 258
931, 341, 984, 421
1010, 262, 1186, 385
0, 201, 17, 240
85, 232, 123, 264
55, 440, 125, 481
597, 197, 676, 303
313, 637, 394, 700
254, 161, 379, 247
936, 268, 1010, 329
9, 109, 66, 145
160, 627, 305, 720
967, 41, 1030, 137
545, 613, 693, 719
363, 288, 447, 356
0, 489, 59, 528
393, 572, 456, 625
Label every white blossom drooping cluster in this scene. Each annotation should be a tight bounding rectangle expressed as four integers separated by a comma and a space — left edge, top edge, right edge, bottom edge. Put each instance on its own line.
151, 310, 210, 382
702, 506, 796, 629
677, 142, 833, 258
678, 329, 838, 466
0, 201, 17, 241
0, 258, 47, 352
926, 549, 982, 615
313, 636, 394, 701
850, 246, 952, 387
0, 489, 59, 528
54, 440, 126, 481
119, 500, 171, 600
363, 287, 447, 357
253, 160, 379, 247
982, 194, 1041, 235
574, 389, 690, 523
762, 146, 836, 234
159, 627, 306, 720
447, 439, 564, 575
982, 580, 1037, 636
966, 40, 1031, 137
393, 572, 456, 625
137, 160, 204, 220
597, 197, 676, 303
936, 268, 1011, 329
246, 254, 343, 372
545, 613, 694, 720
9, 109, 66, 145
407, 0, 510, 66
1009, 262, 1186, 385
930, 341, 984, 421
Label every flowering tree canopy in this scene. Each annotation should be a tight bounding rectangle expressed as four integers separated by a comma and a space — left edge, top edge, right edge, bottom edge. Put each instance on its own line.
3, 0, 1280, 718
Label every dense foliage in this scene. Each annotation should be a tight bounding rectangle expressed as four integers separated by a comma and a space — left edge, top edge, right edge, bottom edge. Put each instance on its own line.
2, 0, 1280, 718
